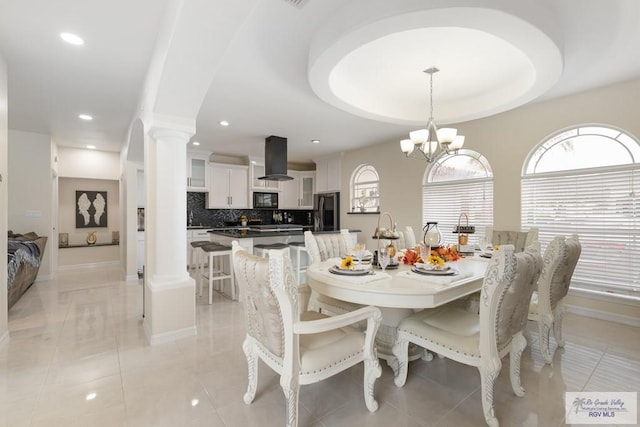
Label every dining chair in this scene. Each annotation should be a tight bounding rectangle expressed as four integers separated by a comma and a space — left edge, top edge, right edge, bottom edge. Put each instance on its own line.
485, 226, 538, 252
392, 244, 542, 427
404, 226, 417, 248
528, 234, 581, 364
304, 230, 364, 315
231, 242, 382, 427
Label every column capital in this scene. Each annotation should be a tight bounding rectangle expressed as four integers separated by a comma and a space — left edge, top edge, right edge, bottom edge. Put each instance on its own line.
148, 114, 195, 144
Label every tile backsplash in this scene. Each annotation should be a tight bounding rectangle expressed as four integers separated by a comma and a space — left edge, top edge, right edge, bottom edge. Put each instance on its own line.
187, 192, 313, 227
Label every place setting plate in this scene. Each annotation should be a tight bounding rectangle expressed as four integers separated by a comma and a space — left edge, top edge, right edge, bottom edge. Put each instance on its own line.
411, 263, 459, 276
329, 265, 374, 276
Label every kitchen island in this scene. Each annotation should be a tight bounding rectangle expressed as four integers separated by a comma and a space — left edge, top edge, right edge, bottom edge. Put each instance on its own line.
208, 226, 359, 254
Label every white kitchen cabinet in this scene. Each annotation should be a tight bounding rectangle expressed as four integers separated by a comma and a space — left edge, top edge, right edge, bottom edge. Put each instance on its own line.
187, 152, 210, 192
206, 163, 248, 209
249, 160, 279, 191
280, 171, 315, 209
314, 154, 342, 193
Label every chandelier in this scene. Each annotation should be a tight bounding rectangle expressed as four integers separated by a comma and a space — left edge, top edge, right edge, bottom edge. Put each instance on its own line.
400, 67, 465, 162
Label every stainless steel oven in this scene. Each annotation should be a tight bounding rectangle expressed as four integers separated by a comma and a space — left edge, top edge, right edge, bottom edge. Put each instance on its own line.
253, 192, 278, 209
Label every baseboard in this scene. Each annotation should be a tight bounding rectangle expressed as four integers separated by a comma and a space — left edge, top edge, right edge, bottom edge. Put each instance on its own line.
57, 261, 121, 271
0, 330, 9, 348
144, 322, 197, 346
567, 304, 640, 327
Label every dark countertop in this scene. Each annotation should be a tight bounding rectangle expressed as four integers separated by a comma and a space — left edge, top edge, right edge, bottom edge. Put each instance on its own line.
208, 228, 361, 239
209, 229, 305, 238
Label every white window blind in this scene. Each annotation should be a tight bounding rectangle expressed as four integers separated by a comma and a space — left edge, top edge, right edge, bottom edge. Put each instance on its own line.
422, 178, 494, 246
522, 166, 640, 297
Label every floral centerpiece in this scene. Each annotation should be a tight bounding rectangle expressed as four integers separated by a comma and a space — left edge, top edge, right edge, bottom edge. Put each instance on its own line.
399, 245, 462, 265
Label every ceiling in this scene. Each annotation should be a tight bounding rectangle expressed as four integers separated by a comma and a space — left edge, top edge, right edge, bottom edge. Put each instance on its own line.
1, 0, 639, 164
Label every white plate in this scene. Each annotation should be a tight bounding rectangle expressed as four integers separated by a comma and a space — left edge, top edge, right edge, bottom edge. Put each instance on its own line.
414, 262, 450, 272
411, 266, 458, 276
329, 265, 373, 276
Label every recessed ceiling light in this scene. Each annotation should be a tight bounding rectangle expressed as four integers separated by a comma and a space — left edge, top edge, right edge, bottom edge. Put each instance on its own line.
60, 32, 84, 46
311, 139, 320, 144
218, 120, 229, 127
78, 114, 93, 121
85, 392, 97, 401
192, 141, 200, 146
86, 145, 96, 150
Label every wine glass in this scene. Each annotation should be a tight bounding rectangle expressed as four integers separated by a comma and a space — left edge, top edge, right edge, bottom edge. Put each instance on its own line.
419, 243, 431, 264
379, 248, 390, 272
354, 242, 366, 265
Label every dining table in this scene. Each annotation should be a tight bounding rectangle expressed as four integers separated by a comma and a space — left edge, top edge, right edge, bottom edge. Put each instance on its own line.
306, 254, 491, 373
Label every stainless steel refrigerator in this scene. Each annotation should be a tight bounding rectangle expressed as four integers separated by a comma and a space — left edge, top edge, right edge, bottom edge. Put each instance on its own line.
313, 192, 340, 232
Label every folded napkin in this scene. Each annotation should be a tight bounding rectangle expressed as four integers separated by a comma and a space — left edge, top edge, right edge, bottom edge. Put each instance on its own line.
397, 269, 474, 286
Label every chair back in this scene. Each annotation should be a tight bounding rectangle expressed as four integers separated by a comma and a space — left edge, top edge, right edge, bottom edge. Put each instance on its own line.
547, 234, 581, 310
479, 244, 542, 356
304, 230, 352, 265
232, 242, 299, 358
404, 226, 417, 248
486, 226, 538, 252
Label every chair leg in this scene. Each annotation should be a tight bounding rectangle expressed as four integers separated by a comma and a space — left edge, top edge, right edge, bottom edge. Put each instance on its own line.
280, 375, 300, 427
538, 314, 553, 364
509, 331, 527, 397
208, 253, 214, 305
363, 358, 381, 412
391, 337, 409, 387
478, 361, 501, 427
242, 337, 258, 405
553, 303, 566, 347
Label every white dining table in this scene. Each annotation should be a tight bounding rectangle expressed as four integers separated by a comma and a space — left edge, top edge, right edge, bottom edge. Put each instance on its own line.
306, 255, 491, 372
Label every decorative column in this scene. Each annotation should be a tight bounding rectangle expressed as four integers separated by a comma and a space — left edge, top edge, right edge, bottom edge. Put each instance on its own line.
143, 124, 196, 345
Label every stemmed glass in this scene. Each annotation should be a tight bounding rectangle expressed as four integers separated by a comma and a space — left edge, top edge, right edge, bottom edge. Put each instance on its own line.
419, 243, 431, 264
354, 243, 366, 266
379, 247, 390, 272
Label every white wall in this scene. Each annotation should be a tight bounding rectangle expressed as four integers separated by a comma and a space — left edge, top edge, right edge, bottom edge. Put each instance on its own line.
341, 78, 640, 321
8, 130, 53, 279
57, 146, 120, 180
0, 52, 8, 340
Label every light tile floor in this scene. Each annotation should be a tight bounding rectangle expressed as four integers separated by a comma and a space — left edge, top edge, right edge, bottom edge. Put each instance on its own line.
1, 267, 639, 426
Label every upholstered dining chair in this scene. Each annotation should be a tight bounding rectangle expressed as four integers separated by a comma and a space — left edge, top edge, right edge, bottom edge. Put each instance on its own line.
404, 226, 417, 249
485, 226, 538, 252
528, 234, 581, 364
231, 242, 382, 427
392, 245, 542, 427
304, 230, 364, 315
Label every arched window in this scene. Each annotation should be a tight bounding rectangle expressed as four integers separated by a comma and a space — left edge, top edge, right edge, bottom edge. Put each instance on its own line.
422, 149, 493, 246
522, 124, 640, 298
350, 164, 380, 213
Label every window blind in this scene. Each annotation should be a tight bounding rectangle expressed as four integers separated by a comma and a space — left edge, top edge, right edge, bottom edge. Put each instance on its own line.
522, 166, 640, 297
422, 178, 494, 247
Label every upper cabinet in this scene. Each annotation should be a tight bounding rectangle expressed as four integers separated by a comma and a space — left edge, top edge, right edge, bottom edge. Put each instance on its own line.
314, 154, 342, 193
206, 163, 249, 209
280, 171, 315, 209
249, 160, 280, 191
187, 152, 210, 192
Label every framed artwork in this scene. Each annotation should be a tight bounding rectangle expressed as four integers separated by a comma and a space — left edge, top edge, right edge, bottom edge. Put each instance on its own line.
76, 191, 108, 228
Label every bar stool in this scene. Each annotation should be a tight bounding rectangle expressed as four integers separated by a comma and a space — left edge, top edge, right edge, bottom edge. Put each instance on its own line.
253, 243, 289, 258
189, 240, 210, 271
199, 243, 234, 304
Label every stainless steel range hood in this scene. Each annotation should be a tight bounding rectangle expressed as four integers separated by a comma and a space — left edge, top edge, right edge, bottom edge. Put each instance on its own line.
258, 135, 293, 181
